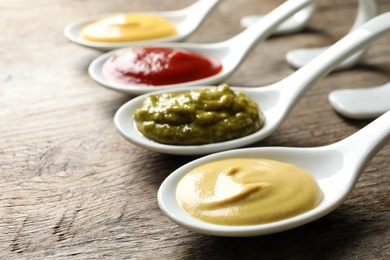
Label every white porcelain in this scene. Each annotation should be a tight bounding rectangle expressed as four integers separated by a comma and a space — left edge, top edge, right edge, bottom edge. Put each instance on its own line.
158, 109, 390, 236
240, 0, 319, 34
64, 0, 221, 51
89, 0, 315, 95
114, 13, 390, 156
286, 0, 378, 70
329, 82, 390, 119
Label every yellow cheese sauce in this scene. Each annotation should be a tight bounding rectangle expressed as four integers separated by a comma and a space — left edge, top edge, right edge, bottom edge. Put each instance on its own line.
80, 13, 177, 42
176, 158, 323, 226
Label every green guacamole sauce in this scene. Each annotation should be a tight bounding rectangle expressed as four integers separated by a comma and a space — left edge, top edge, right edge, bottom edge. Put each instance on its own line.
134, 84, 265, 145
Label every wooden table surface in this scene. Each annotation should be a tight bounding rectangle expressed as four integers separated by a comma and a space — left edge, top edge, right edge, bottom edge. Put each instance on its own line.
1, 0, 389, 258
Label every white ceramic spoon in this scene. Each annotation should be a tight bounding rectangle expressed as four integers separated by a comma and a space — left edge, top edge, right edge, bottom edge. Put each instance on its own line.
64, 0, 221, 51
240, 0, 319, 34
158, 109, 390, 237
286, 0, 378, 70
89, 0, 315, 95
114, 12, 390, 156
329, 82, 390, 119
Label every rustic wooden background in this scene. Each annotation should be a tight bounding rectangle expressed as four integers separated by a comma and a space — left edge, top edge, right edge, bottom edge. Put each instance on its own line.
1, 0, 389, 258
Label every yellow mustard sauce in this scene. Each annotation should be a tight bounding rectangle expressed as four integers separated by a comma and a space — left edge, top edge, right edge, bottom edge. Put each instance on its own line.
176, 158, 323, 226
80, 13, 177, 42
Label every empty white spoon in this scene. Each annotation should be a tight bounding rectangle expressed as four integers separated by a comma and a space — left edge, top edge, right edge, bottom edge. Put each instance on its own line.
89, 0, 315, 95
329, 81, 390, 119
158, 109, 390, 237
64, 0, 221, 51
114, 12, 390, 155
286, 0, 378, 70
240, 0, 319, 35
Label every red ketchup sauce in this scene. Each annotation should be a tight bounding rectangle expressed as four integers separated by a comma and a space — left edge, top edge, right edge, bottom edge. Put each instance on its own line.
102, 47, 223, 86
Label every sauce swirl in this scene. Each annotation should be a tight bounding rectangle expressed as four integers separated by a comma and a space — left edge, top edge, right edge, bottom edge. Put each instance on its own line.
176, 158, 323, 225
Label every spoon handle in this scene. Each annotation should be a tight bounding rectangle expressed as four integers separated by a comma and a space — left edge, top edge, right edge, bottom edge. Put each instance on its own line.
176, 0, 221, 30
276, 12, 390, 117
240, 0, 319, 34
350, 0, 379, 32
334, 110, 390, 175
223, 0, 316, 65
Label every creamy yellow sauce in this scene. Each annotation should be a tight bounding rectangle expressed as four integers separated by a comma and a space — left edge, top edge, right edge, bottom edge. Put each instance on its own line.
80, 13, 177, 42
176, 158, 323, 226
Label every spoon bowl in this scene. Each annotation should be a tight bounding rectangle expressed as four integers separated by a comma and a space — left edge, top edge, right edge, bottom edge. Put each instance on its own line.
114, 12, 390, 155
329, 81, 390, 119
64, 0, 221, 51
158, 109, 390, 236
89, 0, 315, 95
114, 85, 281, 154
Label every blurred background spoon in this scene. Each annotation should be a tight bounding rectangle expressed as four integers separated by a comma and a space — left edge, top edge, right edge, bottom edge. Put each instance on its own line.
286, 0, 378, 70
329, 81, 390, 119
64, 0, 221, 51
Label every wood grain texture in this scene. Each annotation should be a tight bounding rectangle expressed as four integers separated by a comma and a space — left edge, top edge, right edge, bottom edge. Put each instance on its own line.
0, 0, 389, 258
